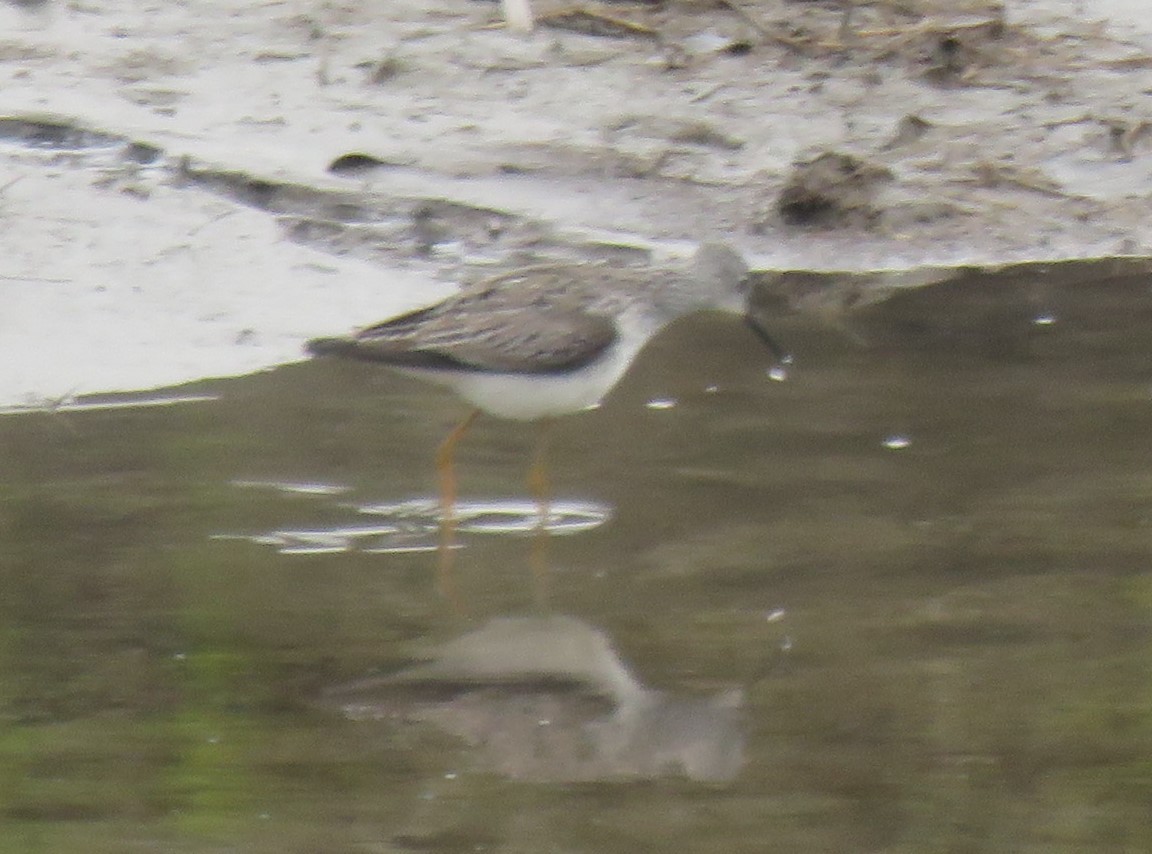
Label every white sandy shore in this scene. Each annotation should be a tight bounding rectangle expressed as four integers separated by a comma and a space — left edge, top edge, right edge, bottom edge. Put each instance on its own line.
1, 0, 1151, 404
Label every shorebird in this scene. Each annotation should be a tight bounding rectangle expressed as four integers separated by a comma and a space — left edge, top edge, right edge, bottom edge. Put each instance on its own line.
306, 243, 783, 596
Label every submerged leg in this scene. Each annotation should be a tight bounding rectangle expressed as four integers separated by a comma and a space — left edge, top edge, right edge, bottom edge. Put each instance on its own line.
436, 408, 481, 602
526, 418, 554, 608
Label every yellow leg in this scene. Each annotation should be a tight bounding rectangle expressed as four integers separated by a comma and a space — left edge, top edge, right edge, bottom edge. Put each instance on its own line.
435, 408, 481, 603
526, 418, 553, 609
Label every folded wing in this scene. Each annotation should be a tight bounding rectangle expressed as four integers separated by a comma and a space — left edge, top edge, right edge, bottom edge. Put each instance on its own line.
307, 297, 618, 375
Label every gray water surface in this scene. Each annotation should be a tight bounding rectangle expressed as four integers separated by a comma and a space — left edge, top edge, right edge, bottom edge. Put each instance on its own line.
2, 262, 1152, 852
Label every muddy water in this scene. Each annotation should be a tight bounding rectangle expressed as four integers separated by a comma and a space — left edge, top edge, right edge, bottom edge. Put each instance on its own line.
2, 262, 1152, 852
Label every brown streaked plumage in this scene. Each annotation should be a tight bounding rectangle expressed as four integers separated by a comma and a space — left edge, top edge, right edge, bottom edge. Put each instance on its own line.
306, 244, 782, 603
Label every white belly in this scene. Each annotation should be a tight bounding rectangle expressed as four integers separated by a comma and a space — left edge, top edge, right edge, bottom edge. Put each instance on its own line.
401, 337, 645, 421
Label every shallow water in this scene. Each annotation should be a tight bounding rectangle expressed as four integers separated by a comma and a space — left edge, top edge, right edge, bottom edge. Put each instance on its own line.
3, 262, 1152, 852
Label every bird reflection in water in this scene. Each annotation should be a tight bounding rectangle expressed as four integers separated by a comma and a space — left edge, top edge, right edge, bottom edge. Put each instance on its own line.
321, 615, 745, 783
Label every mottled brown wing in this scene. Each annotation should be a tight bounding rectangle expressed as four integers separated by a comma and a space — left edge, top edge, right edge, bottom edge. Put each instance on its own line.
305, 303, 442, 363
308, 300, 618, 375
423, 306, 618, 373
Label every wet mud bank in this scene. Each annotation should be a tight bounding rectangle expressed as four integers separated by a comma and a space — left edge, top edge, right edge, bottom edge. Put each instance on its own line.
2, 0, 1152, 402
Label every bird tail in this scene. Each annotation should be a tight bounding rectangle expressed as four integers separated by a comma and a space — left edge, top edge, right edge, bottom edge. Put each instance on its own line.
305, 336, 359, 358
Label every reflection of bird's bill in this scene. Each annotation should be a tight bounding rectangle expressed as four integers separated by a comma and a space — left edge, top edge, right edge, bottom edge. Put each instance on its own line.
744, 312, 791, 368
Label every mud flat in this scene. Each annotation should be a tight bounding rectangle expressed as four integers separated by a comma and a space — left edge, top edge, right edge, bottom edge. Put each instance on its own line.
2, 0, 1152, 402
